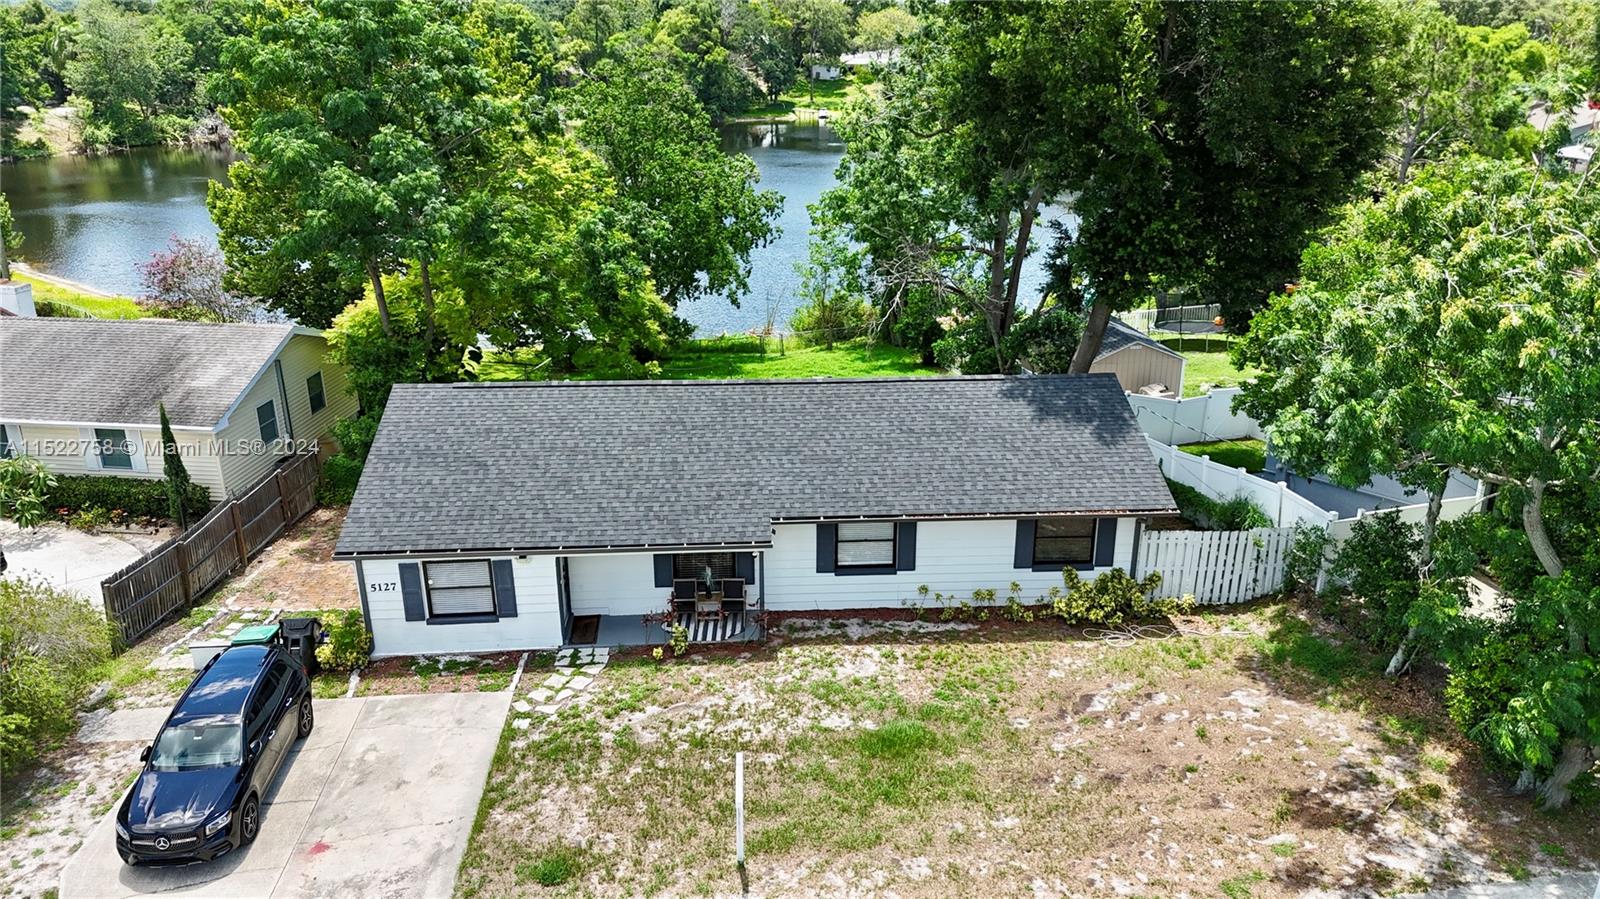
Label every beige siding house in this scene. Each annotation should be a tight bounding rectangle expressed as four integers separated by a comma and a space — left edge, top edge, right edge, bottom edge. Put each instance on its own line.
0, 318, 357, 499
1088, 320, 1186, 397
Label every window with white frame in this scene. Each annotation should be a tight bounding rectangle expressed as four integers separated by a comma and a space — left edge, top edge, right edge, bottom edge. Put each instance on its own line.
306, 371, 326, 414
0, 424, 15, 458
93, 428, 135, 470
835, 521, 895, 568
423, 560, 496, 617
1033, 518, 1096, 565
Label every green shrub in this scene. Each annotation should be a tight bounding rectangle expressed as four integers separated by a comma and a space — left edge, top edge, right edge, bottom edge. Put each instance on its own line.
1329, 511, 1421, 649
1282, 523, 1334, 595
1166, 479, 1272, 530
46, 475, 210, 523
317, 453, 365, 506
1045, 568, 1189, 626
67, 505, 112, 533
0, 455, 57, 528
0, 577, 115, 775
314, 609, 372, 671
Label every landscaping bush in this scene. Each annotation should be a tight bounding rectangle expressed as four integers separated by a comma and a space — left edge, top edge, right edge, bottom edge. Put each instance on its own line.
46, 474, 210, 523
317, 453, 365, 506
314, 609, 373, 671
1329, 511, 1421, 649
1166, 479, 1272, 530
1045, 568, 1189, 627
0, 577, 115, 775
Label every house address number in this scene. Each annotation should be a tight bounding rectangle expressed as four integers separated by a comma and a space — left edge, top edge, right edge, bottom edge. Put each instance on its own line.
368, 581, 398, 593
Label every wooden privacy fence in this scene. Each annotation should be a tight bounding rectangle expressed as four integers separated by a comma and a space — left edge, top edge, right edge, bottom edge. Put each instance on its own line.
1137, 527, 1296, 604
101, 452, 321, 647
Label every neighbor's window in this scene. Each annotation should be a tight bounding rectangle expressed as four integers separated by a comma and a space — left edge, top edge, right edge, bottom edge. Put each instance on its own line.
674, 552, 736, 584
0, 424, 15, 458
93, 427, 134, 470
306, 372, 326, 414
836, 521, 895, 567
256, 400, 279, 443
424, 560, 496, 617
1034, 518, 1096, 565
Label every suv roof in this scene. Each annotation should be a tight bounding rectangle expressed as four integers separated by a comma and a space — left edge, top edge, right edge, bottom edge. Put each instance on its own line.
173, 644, 274, 720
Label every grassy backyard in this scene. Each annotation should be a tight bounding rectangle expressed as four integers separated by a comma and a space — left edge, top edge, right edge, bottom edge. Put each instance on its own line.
735, 76, 871, 120
1160, 334, 1258, 397
477, 336, 938, 382
1179, 438, 1267, 472
10, 270, 146, 319
455, 602, 1596, 898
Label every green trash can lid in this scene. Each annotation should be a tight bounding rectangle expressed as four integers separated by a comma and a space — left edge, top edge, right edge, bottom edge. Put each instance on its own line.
231, 624, 281, 645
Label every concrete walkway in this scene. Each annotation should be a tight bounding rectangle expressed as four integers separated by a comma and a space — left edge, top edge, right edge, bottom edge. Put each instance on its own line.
1413, 873, 1600, 899
61, 691, 511, 899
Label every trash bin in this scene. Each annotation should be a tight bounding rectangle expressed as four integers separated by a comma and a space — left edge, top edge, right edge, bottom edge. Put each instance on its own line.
230, 624, 282, 647
280, 617, 324, 675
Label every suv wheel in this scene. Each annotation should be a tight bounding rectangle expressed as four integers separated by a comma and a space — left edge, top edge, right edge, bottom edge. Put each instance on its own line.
297, 697, 314, 738
240, 795, 260, 845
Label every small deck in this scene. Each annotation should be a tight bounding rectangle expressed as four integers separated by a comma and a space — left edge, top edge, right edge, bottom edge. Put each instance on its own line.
565, 611, 763, 649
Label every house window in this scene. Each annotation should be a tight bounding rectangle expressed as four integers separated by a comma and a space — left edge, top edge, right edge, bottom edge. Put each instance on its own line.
0, 424, 14, 458
674, 552, 736, 584
836, 521, 895, 567
306, 372, 326, 414
1034, 518, 1097, 566
256, 400, 279, 444
423, 560, 497, 617
93, 428, 135, 470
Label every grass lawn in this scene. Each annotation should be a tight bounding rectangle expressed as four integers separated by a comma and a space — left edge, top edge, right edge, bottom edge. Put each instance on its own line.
11, 271, 146, 319
1158, 334, 1258, 397
477, 336, 939, 383
736, 76, 870, 120
1179, 438, 1267, 472
455, 602, 1595, 898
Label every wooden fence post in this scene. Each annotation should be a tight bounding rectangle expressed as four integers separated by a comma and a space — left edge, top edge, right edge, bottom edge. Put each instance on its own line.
275, 468, 292, 523
229, 500, 248, 569
175, 539, 193, 610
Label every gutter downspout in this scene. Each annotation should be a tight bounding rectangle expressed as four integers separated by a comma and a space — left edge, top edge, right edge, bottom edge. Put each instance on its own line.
1129, 517, 1147, 578
274, 359, 295, 444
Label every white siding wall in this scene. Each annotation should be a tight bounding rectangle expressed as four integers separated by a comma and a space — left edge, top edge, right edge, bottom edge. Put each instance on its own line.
357, 555, 563, 656
763, 518, 1138, 611
567, 553, 663, 617
217, 333, 357, 495
5, 423, 228, 497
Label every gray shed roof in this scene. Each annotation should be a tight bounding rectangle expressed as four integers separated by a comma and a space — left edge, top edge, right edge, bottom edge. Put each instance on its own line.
335, 374, 1176, 557
0, 318, 301, 429
1097, 320, 1184, 361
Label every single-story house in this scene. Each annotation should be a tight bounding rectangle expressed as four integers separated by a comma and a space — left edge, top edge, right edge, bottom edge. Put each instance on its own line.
334, 374, 1177, 656
1090, 320, 1186, 396
0, 317, 358, 499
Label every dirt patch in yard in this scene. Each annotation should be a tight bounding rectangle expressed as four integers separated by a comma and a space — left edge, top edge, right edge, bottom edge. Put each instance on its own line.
213, 506, 358, 611
457, 601, 1597, 899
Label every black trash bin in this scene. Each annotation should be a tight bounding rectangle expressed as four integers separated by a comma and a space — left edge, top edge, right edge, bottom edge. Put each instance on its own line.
280, 616, 325, 676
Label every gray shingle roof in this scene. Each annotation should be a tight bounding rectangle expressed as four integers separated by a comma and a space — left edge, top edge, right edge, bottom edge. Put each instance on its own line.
1097, 320, 1184, 360
0, 318, 298, 429
335, 374, 1176, 557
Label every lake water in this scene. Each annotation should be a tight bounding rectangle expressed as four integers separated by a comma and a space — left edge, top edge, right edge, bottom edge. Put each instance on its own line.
1, 122, 1060, 333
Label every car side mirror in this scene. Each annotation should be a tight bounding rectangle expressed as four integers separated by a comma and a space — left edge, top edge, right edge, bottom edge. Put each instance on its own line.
139, 745, 150, 762
248, 739, 262, 759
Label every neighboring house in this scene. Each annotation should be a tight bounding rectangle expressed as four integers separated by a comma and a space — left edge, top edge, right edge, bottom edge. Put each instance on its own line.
0, 318, 358, 499
333, 374, 1177, 656
840, 49, 900, 68
808, 60, 843, 81
1090, 320, 1186, 396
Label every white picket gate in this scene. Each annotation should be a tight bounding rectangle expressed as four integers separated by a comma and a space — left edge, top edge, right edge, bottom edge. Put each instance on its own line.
1137, 527, 1296, 604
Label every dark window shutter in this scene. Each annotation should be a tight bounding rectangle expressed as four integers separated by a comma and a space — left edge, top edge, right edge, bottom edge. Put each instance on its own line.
734, 552, 756, 584
653, 554, 673, 588
1014, 520, 1036, 569
492, 559, 517, 618
1094, 518, 1118, 568
399, 563, 425, 621
894, 521, 917, 571
815, 523, 837, 573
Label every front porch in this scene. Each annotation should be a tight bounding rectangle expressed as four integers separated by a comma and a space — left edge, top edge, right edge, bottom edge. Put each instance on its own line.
562, 609, 764, 649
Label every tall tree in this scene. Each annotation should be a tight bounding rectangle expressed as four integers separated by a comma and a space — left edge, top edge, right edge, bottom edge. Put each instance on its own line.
574, 58, 781, 310
158, 403, 194, 530
65, 0, 193, 147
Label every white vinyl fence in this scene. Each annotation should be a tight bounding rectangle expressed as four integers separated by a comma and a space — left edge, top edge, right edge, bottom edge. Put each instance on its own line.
1127, 387, 1265, 445
1137, 527, 1297, 604
1147, 437, 1337, 529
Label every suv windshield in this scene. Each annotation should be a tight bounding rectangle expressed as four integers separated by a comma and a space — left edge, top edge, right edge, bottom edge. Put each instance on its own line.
151, 720, 243, 771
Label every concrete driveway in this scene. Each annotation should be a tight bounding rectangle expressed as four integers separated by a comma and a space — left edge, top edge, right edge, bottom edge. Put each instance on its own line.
60, 691, 511, 899
0, 521, 170, 598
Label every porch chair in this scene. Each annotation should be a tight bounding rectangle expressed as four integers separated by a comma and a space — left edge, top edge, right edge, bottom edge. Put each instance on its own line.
719, 578, 747, 616
671, 579, 699, 617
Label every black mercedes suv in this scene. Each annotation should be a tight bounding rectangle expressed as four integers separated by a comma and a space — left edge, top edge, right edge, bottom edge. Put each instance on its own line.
116, 644, 313, 865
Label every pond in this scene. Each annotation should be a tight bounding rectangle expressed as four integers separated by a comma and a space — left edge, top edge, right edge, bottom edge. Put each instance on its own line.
1, 123, 1063, 333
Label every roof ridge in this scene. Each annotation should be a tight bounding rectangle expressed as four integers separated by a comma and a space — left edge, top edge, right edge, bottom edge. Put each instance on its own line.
427, 373, 1112, 389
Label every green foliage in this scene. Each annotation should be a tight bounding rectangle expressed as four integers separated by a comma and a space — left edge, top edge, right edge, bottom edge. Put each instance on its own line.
65, 0, 197, 149
316, 454, 365, 508
1282, 523, 1334, 595
158, 403, 194, 529
0, 455, 56, 528
67, 505, 111, 533
314, 610, 372, 672
515, 846, 583, 886
0, 195, 19, 280
1045, 568, 1186, 627
856, 718, 936, 759
669, 624, 689, 657
853, 6, 918, 51
1165, 480, 1272, 531
1178, 439, 1266, 473
1330, 511, 1423, 649
792, 229, 873, 347
44, 474, 210, 523
0, 577, 115, 775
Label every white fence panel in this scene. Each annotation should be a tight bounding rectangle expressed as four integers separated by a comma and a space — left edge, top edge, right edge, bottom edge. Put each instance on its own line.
1148, 437, 1338, 529
1138, 527, 1296, 604
1126, 388, 1266, 445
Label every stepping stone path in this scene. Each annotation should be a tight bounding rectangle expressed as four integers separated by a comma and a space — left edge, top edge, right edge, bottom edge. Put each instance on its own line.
509, 647, 609, 731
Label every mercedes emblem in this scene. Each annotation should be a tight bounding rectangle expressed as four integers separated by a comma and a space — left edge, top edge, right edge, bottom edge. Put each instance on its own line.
154, 837, 170, 851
